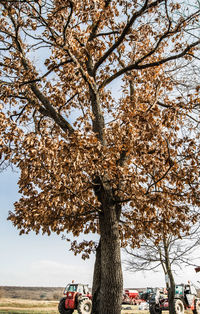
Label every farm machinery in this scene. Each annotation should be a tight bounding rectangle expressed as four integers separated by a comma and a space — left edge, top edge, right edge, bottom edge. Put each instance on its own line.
122, 287, 158, 305
122, 288, 143, 305
58, 283, 92, 314
140, 287, 158, 302
149, 283, 200, 314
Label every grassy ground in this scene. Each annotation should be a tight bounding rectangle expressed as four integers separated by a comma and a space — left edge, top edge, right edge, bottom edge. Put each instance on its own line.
0, 299, 58, 313
0, 299, 144, 313
0, 298, 193, 313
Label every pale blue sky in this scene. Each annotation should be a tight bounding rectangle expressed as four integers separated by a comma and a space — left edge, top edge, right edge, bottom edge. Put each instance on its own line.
1, 169, 200, 289
0, 168, 94, 287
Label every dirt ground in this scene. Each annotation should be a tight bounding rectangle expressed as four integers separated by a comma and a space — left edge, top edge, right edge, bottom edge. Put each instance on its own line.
0, 298, 193, 313
0, 298, 58, 313
0, 299, 147, 313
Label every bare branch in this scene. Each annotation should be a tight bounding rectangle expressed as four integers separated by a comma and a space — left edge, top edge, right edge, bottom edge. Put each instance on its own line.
93, 0, 164, 73
100, 40, 200, 89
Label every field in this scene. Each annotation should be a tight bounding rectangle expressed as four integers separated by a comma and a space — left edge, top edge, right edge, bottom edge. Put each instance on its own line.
0, 298, 194, 314
0, 299, 151, 313
0, 287, 194, 314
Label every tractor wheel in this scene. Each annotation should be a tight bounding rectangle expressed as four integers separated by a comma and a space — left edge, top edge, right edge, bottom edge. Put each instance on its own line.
193, 299, 200, 314
149, 303, 162, 314
58, 297, 74, 314
77, 298, 92, 314
173, 299, 184, 314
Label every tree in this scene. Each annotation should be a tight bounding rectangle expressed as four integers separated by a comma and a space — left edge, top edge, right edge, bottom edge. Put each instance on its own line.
1, 1, 200, 313
125, 224, 200, 313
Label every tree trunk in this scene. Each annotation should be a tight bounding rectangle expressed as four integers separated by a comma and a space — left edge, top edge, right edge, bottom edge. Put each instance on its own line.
98, 206, 123, 314
92, 240, 101, 314
92, 176, 123, 314
168, 270, 175, 314
163, 236, 175, 314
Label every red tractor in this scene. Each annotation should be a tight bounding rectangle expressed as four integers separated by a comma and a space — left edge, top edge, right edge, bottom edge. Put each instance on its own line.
58, 283, 92, 314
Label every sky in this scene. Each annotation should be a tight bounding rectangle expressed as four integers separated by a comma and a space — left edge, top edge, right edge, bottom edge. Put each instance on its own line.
1, 168, 200, 290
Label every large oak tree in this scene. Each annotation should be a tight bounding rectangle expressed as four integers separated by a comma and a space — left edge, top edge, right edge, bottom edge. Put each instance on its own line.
1, 1, 200, 313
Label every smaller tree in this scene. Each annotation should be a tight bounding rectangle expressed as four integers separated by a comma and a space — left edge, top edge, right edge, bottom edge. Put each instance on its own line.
125, 224, 200, 313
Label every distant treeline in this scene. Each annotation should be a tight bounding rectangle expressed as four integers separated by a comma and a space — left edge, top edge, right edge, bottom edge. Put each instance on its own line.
0, 286, 64, 300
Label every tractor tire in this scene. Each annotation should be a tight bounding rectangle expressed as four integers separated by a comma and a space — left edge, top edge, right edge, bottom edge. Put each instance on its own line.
58, 297, 74, 314
149, 303, 162, 314
77, 298, 92, 314
173, 299, 185, 314
193, 299, 200, 314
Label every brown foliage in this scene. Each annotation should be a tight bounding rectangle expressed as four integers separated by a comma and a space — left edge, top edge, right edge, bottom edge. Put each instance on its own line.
0, 0, 199, 242
1, 1, 200, 313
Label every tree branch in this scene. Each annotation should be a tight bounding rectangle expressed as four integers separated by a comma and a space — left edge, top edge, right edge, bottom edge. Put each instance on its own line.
88, 0, 112, 42
93, 0, 164, 74
100, 40, 200, 89
4, 7, 75, 135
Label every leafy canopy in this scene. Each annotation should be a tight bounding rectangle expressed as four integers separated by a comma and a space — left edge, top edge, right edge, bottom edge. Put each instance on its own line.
0, 0, 200, 253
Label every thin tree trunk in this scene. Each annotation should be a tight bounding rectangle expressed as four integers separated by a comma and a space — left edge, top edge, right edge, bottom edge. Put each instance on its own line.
168, 270, 175, 314
163, 236, 175, 314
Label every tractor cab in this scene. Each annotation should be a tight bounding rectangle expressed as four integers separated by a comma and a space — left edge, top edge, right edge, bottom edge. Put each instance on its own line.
175, 283, 197, 302
64, 284, 77, 295
64, 283, 90, 297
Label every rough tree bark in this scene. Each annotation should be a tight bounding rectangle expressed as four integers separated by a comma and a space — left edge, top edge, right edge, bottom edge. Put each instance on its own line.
92, 240, 101, 314
98, 209, 123, 314
92, 177, 123, 314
